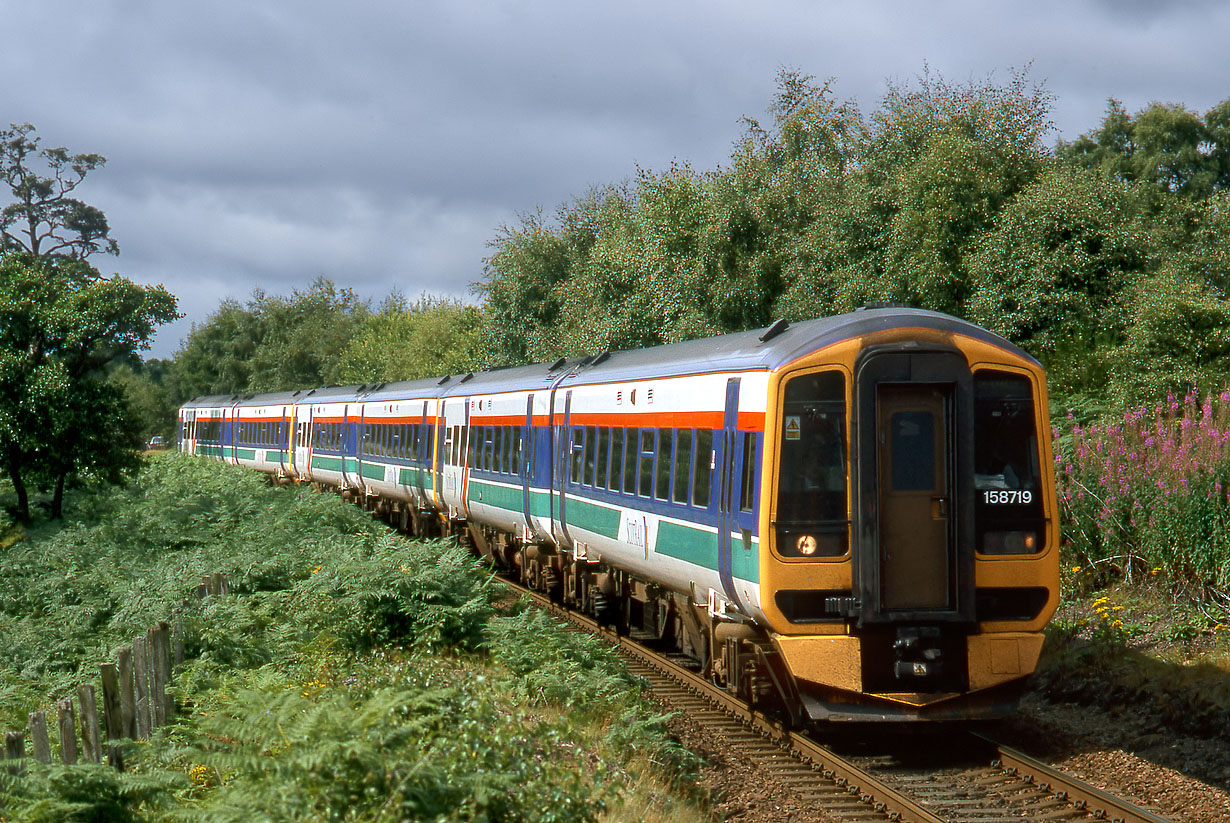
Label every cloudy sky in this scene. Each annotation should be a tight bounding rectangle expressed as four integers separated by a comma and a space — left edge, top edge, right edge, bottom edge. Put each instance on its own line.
4, 1, 1228, 357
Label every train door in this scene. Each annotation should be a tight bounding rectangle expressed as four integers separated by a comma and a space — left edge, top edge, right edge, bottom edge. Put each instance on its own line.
878, 386, 950, 610
854, 348, 974, 625
439, 399, 468, 518
279, 406, 289, 474
552, 391, 574, 548
521, 393, 535, 538
716, 378, 744, 611
431, 401, 446, 510
296, 406, 312, 479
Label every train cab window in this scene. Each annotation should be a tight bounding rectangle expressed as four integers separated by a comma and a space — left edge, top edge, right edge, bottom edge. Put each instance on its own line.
639, 430, 655, 497
974, 372, 1046, 555
775, 370, 848, 558
673, 431, 693, 504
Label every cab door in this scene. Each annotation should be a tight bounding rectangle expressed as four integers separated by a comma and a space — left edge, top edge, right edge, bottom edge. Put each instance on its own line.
878, 386, 950, 611
854, 347, 975, 626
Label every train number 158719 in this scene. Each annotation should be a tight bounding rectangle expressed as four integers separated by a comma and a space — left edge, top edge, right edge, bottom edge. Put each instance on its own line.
982, 489, 1033, 504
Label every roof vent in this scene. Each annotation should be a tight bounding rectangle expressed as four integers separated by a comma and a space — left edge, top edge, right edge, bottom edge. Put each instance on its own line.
437, 375, 452, 386
591, 350, 611, 366
460, 373, 474, 383
759, 318, 790, 342
857, 301, 912, 311
548, 357, 566, 372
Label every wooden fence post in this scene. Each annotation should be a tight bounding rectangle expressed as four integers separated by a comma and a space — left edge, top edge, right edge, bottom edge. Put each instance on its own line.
117, 647, 136, 739
4, 730, 22, 760
100, 664, 125, 769
28, 712, 51, 763
77, 685, 101, 764
133, 636, 151, 739
172, 615, 185, 669
148, 625, 168, 727
56, 699, 78, 765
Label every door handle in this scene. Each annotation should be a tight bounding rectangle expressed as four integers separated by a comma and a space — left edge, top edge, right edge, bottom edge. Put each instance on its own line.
931, 497, 949, 519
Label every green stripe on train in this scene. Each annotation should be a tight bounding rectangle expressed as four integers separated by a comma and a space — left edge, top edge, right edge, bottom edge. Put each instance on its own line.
468, 479, 523, 512
397, 467, 434, 490
656, 521, 759, 584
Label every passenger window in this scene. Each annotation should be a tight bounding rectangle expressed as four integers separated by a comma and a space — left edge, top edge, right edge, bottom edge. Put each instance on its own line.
596, 427, 610, 489
623, 428, 637, 494
673, 431, 692, 504
583, 426, 597, 485
570, 428, 584, 483
639, 430, 655, 497
693, 429, 713, 507
655, 430, 672, 500
740, 432, 756, 513
610, 428, 624, 491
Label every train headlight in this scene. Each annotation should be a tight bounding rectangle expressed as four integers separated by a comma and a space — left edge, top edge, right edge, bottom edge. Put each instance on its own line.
776, 529, 847, 558
982, 530, 1039, 555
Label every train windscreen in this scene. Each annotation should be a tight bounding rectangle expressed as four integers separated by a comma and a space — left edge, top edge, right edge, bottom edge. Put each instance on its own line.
974, 371, 1046, 554
775, 370, 848, 558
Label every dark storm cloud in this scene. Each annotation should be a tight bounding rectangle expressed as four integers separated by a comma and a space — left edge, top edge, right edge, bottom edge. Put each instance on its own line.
3, 1, 1229, 356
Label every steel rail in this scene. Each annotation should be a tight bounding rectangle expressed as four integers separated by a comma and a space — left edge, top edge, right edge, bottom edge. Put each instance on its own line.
973, 733, 1172, 823
509, 580, 943, 823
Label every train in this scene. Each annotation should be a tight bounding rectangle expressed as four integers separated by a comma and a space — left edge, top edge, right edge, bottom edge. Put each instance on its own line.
178, 305, 1059, 724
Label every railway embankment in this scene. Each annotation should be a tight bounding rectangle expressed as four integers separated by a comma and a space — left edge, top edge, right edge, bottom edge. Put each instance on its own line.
0, 454, 701, 822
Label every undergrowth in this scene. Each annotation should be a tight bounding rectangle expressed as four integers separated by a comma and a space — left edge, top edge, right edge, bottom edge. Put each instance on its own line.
0, 454, 700, 822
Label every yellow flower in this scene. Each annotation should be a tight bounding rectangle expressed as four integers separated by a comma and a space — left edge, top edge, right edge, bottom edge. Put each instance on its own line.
311, 566, 322, 574
1070, 566, 1082, 573
1150, 567, 1163, 576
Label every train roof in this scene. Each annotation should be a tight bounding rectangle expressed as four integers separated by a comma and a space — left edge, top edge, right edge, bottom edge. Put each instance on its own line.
438, 307, 1036, 394
178, 308, 1035, 410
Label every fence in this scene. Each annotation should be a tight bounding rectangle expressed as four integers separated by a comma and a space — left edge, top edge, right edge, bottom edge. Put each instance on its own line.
1, 572, 230, 769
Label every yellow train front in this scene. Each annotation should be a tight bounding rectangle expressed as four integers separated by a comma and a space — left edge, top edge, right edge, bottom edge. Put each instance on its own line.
759, 308, 1058, 722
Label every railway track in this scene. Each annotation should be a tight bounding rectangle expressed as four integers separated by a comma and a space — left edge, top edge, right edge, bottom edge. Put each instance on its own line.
504, 577, 1173, 823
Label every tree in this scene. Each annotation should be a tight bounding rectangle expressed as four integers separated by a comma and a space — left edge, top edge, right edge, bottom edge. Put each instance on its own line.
169, 278, 370, 400
0, 254, 177, 520
1, 123, 119, 258
1060, 99, 1230, 199
334, 295, 483, 383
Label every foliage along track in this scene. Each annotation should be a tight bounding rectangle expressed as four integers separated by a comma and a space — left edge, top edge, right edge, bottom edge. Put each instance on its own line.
495, 573, 1174, 823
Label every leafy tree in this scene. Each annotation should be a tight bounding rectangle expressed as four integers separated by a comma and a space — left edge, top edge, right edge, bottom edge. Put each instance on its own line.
1060, 99, 1230, 198
479, 68, 1058, 362
168, 298, 264, 399
170, 278, 369, 399
244, 278, 369, 391
0, 123, 118, 258
0, 254, 177, 520
108, 357, 179, 444
334, 294, 484, 383
962, 164, 1155, 394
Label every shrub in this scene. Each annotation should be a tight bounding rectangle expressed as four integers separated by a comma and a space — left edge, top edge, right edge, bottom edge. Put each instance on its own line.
1057, 390, 1230, 587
